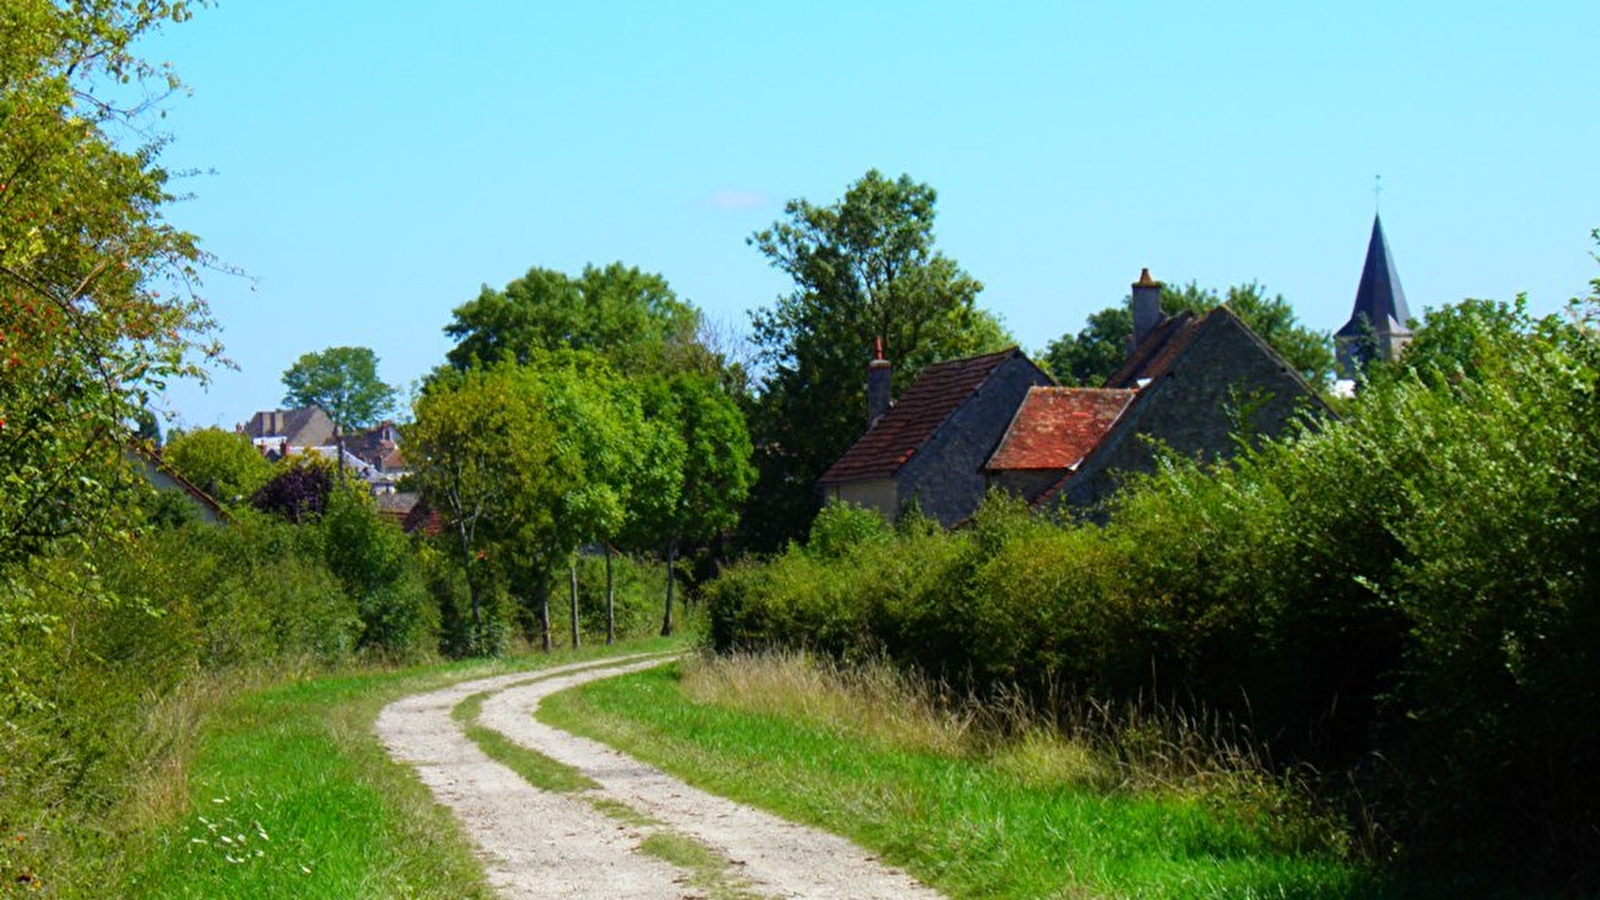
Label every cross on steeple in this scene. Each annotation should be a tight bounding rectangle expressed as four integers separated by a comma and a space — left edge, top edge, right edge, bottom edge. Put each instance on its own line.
1373, 174, 1382, 211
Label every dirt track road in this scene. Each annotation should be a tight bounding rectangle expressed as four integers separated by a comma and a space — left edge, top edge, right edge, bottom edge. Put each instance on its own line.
376, 655, 947, 900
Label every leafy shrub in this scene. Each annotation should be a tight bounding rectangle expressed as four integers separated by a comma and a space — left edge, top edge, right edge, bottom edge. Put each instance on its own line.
805, 501, 890, 558
424, 543, 509, 658
250, 460, 335, 523
571, 551, 666, 642
162, 427, 274, 506
0, 506, 369, 891
319, 491, 436, 659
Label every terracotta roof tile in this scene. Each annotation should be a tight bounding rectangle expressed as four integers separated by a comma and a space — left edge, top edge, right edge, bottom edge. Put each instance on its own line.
818, 348, 1021, 486
985, 387, 1136, 471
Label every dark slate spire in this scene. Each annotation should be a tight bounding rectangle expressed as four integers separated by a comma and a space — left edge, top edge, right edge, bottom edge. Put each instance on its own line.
1337, 213, 1412, 376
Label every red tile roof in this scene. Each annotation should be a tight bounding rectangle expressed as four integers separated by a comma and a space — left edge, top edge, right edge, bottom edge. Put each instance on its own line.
818, 348, 1022, 486
985, 387, 1136, 471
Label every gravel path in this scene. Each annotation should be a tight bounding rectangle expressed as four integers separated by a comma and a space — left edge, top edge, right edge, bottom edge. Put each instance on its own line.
377, 654, 947, 900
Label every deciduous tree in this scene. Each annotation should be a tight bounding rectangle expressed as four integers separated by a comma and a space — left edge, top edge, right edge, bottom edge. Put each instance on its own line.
515, 353, 662, 650
162, 426, 273, 505
444, 262, 710, 376
744, 169, 1010, 548
281, 346, 396, 473
623, 373, 754, 635
1, 0, 219, 565
405, 363, 559, 655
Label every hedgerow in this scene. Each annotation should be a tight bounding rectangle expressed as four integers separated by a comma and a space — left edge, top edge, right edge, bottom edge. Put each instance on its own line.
707, 294, 1600, 887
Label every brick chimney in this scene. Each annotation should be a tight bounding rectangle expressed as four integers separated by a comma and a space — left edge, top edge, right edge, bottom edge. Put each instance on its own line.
1130, 268, 1165, 353
867, 338, 892, 429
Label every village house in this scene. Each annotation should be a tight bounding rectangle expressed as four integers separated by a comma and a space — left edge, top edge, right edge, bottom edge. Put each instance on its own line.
817, 347, 1054, 525
1024, 270, 1327, 515
240, 407, 336, 456
238, 409, 410, 495
130, 446, 229, 525
819, 267, 1328, 525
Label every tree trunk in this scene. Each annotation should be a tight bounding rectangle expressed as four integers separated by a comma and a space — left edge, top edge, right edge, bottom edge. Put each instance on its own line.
454, 521, 484, 654
536, 568, 552, 653
335, 423, 348, 484
569, 562, 580, 650
660, 540, 678, 637
605, 545, 616, 646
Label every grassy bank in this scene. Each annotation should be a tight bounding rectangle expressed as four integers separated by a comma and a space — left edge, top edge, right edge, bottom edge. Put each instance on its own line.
102, 638, 683, 900
540, 653, 1389, 900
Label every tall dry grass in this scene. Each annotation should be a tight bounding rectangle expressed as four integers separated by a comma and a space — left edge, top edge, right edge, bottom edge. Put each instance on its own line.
678, 650, 1317, 810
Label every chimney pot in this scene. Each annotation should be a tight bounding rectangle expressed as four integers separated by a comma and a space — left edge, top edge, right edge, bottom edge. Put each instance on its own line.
867, 340, 892, 429
1130, 267, 1166, 353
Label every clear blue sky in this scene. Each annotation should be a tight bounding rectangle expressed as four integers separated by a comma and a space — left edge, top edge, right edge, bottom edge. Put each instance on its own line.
143, 1, 1600, 428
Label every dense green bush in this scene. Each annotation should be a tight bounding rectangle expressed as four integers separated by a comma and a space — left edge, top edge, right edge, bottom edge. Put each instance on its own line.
804, 500, 891, 559
0, 458, 466, 866
0, 508, 367, 878
161, 427, 274, 506
707, 295, 1600, 885
319, 491, 436, 659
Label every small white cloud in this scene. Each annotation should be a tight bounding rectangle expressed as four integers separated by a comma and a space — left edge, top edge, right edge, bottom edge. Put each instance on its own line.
702, 188, 769, 210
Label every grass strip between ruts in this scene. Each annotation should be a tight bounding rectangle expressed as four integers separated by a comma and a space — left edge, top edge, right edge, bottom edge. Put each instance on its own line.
449, 658, 769, 900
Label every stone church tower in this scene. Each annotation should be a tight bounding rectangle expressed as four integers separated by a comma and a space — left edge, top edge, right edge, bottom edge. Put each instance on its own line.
1336, 213, 1413, 378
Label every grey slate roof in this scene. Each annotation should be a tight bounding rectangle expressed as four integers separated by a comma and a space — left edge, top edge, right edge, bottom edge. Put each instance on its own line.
1337, 214, 1411, 339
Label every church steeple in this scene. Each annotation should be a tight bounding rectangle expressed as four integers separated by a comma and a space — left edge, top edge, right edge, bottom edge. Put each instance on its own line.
1336, 213, 1412, 377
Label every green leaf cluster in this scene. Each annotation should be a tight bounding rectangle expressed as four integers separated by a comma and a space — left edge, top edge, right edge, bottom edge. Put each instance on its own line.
1, 0, 218, 565
162, 426, 274, 505
444, 262, 711, 377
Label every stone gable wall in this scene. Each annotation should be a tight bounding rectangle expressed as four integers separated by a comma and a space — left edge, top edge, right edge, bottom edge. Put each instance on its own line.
1061, 314, 1319, 514
897, 354, 1054, 525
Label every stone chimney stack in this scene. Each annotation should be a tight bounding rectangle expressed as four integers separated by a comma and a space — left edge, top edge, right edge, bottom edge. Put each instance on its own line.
1130, 268, 1165, 353
867, 337, 892, 429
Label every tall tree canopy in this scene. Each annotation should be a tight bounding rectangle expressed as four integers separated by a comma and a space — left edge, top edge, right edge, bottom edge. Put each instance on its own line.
743, 169, 1011, 548
281, 346, 397, 433
1, 0, 218, 565
1042, 281, 1334, 388
162, 427, 274, 505
444, 262, 713, 377
405, 362, 561, 655
622, 373, 755, 634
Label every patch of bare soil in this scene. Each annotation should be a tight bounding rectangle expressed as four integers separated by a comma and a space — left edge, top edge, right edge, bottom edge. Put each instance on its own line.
377, 655, 947, 900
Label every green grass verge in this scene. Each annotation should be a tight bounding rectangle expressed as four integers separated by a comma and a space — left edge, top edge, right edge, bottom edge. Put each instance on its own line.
539, 662, 1394, 900
114, 637, 685, 900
